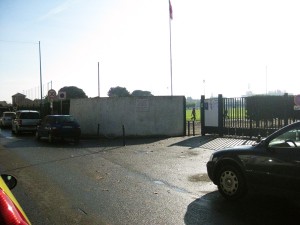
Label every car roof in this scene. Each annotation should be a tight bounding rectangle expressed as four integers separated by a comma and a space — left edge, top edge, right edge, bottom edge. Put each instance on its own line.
47, 115, 71, 117
16, 110, 39, 113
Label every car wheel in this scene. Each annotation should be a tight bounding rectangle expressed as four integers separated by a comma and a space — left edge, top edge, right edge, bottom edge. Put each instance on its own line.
217, 165, 247, 200
48, 133, 54, 143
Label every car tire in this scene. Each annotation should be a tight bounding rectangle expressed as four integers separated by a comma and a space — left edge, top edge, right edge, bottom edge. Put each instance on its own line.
35, 131, 41, 140
217, 165, 247, 200
48, 133, 54, 143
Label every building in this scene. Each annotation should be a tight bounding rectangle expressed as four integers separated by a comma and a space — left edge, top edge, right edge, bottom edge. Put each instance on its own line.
12, 93, 40, 107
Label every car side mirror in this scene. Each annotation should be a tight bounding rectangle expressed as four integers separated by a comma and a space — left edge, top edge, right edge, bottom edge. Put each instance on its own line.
1, 174, 17, 190
256, 135, 262, 143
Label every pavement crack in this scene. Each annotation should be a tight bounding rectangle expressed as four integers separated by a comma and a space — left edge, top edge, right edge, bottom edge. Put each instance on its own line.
78, 208, 88, 215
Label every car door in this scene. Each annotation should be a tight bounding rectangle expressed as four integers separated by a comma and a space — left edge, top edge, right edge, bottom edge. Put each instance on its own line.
266, 127, 300, 192
39, 116, 50, 137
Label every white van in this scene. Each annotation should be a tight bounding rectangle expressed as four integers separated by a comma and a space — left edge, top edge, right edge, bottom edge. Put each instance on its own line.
0, 111, 16, 127
11, 110, 40, 134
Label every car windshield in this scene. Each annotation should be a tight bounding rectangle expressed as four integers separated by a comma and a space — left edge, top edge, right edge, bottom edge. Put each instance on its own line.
269, 128, 300, 148
56, 116, 75, 123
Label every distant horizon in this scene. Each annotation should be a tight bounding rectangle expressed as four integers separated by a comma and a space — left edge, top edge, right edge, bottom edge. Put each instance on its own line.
0, 88, 293, 105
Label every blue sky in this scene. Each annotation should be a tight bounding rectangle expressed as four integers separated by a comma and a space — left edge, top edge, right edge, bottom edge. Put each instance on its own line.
1, 0, 300, 103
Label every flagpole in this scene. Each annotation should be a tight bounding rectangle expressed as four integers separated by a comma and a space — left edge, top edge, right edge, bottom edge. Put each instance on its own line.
98, 62, 100, 97
169, 0, 173, 96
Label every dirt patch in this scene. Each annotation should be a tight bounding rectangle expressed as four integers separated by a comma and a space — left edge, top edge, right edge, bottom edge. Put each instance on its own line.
188, 173, 210, 182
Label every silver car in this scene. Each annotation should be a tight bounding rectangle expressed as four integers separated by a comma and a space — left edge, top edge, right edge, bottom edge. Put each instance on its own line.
11, 110, 40, 134
0, 111, 16, 128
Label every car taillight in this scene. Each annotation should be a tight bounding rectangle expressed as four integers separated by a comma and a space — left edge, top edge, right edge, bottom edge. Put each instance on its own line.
0, 189, 29, 225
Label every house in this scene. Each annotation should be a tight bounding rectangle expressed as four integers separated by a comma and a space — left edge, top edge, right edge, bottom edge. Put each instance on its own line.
12, 93, 40, 106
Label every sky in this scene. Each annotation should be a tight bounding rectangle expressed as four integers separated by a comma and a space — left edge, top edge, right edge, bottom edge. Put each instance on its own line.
1, 0, 300, 104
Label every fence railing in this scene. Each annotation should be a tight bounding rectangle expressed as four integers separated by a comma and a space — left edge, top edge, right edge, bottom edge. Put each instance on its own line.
201, 94, 300, 138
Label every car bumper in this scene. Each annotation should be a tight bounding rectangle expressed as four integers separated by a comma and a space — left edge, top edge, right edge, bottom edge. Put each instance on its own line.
206, 161, 216, 184
17, 125, 37, 131
50, 129, 81, 138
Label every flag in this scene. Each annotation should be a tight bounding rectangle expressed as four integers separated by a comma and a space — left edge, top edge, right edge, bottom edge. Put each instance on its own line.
169, 0, 173, 20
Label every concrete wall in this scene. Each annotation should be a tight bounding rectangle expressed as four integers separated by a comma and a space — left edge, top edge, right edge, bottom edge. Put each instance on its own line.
70, 96, 186, 137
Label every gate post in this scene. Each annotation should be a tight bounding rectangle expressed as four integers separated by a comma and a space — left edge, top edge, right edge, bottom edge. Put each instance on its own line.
218, 94, 224, 137
283, 93, 288, 126
201, 95, 205, 136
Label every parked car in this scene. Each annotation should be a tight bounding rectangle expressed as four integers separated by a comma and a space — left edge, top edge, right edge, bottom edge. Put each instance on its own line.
0, 174, 31, 225
206, 121, 300, 200
0, 111, 16, 128
11, 110, 40, 135
36, 115, 81, 143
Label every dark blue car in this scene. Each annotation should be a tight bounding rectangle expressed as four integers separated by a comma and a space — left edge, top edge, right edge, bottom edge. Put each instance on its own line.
36, 115, 81, 143
207, 121, 300, 200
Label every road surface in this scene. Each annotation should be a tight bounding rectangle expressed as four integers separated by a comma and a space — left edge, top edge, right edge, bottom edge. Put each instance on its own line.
0, 128, 299, 225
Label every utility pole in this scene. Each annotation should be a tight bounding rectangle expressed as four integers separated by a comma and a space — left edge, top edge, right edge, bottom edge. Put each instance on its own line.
265, 65, 268, 95
39, 41, 43, 113
169, 0, 173, 96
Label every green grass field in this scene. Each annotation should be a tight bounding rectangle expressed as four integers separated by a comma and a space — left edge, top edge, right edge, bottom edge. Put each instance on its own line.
185, 108, 246, 121
186, 109, 200, 121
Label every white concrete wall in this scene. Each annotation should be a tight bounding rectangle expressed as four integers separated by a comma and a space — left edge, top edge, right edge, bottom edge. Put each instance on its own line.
69, 96, 185, 137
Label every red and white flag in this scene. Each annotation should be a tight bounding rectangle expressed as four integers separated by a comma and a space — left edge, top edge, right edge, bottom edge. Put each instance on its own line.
169, 0, 173, 20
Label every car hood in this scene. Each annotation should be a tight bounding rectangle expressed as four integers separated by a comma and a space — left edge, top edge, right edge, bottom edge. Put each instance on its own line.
214, 144, 258, 156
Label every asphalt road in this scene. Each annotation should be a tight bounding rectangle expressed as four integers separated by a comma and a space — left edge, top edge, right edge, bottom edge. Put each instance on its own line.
0, 128, 300, 225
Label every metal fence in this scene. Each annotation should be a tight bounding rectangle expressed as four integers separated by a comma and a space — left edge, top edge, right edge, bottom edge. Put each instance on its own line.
201, 94, 300, 138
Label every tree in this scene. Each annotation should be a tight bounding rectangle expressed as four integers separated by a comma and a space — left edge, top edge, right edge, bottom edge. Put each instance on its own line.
58, 86, 88, 99
107, 86, 130, 97
186, 102, 196, 108
131, 90, 153, 97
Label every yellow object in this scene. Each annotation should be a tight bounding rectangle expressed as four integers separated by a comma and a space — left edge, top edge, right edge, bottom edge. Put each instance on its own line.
0, 175, 31, 225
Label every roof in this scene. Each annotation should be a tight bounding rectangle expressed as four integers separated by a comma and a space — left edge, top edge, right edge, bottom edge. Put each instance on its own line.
16, 110, 39, 113
46, 115, 71, 117
12, 93, 25, 97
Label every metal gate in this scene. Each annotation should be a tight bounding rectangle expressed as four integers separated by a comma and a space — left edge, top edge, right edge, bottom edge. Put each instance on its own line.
201, 94, 300, 138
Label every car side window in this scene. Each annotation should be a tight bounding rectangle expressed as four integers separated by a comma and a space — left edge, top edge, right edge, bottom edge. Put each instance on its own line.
269, 128, 300, 148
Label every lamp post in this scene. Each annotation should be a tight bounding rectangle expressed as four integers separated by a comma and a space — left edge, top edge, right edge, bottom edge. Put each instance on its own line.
39, 41, 43, 113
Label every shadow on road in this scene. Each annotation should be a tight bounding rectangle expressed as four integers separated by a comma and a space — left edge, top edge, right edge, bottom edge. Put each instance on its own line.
1, 130, 171, 149
184, 191, 300, 225
169, 136, 217, 149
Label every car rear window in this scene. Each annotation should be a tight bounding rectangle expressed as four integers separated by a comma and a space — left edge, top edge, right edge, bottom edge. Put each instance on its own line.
19, 112, 40, 119
4, 112, 15, 117
57, 116, 75, 123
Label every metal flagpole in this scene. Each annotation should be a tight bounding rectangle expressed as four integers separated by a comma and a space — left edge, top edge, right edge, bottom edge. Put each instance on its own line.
98, 62, 100, 97
169, 0, 173, 96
